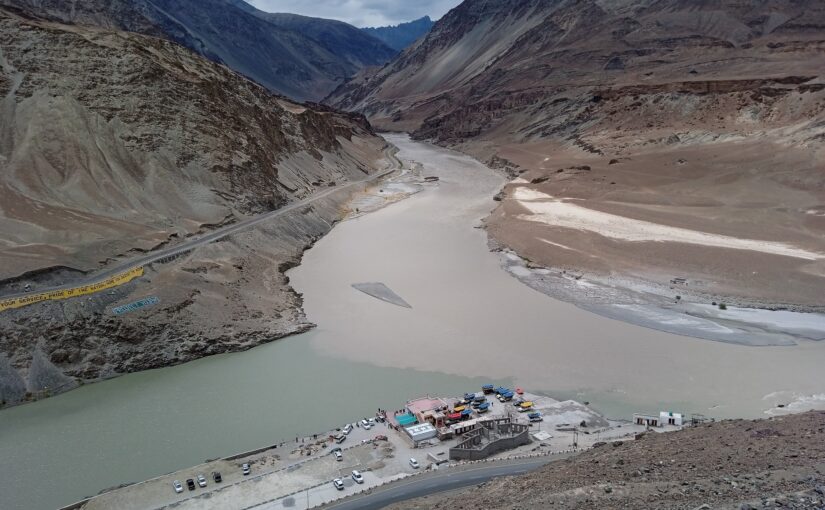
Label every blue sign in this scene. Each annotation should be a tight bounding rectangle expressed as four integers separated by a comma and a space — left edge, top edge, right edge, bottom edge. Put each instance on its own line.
112, 296, 160, 315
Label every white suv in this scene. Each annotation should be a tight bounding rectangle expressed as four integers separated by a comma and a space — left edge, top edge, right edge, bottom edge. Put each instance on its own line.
409, 458, 420, 469
351, 470, 364, 484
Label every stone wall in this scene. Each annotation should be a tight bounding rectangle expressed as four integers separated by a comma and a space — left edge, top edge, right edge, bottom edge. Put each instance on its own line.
449, 418, 531, 461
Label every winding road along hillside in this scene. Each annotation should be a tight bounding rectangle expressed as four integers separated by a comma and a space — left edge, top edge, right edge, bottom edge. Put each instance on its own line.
0, 160, 398, 308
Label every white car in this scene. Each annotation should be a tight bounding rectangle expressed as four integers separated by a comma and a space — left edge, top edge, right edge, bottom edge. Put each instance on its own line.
242, 463, 251, 476
409, 458, 420, 469
351, 470, 364, 484
343, 423, 353, 435
333, 478, 345, 490
196, 474, 207, 488
334, 450, 343, 461
172, 480, 183, 493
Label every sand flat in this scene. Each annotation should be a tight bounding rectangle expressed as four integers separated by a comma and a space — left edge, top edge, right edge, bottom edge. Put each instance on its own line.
513, 187, 824, 261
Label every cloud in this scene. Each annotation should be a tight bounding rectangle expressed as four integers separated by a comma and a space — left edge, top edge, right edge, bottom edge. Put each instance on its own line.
245, 0, 462, 27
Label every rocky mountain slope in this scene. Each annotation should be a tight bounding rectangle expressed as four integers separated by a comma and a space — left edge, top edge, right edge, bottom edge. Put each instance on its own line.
329, 0, 825, 309
0, 0, 396, 101
0, 7, 392, 405
392, 411, 825, 510
361, 16, 434, 51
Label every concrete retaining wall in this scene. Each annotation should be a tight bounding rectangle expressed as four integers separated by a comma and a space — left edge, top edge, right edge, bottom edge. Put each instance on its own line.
449, 429, 530, 461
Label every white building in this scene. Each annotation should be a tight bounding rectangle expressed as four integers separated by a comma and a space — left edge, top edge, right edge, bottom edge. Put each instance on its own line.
633, 411, 684, 428
405, 423, 437, 442
659, 411, 683, 426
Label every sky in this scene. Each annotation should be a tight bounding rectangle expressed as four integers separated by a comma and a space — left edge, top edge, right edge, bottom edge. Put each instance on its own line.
245, 0, 462, 27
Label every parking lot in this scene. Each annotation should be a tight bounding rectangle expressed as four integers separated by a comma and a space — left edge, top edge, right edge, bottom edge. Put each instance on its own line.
78, 391, 642, 510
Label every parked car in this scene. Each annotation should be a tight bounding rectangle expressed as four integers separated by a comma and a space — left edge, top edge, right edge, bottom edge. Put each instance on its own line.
409, 458, 420, 469
333, 478, 345, 490
335, 450, 343, 461
172, 480, 183, 494
212, 472, 222, 483
335, 434, 347, 444
196, 474, 207, 488
360, 419, 370, 427
186, 479, 196, 491
242, 463, 250, 476
351, 470, 364, 484
368, 418, 376, 425
373, 435, 388, 441
343, 423, 353, 435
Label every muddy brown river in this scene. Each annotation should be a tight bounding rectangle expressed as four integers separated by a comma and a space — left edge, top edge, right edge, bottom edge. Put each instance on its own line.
0, 135, 822, 510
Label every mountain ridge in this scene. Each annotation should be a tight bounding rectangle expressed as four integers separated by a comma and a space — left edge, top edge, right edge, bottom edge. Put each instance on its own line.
0, 0, 396, 101
361, 16, 434, 51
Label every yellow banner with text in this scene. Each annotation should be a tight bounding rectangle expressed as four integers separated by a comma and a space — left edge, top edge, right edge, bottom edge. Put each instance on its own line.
0, 266, 145, 312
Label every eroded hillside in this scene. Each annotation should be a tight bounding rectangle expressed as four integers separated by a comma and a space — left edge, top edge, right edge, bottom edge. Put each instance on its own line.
0, 8, 393, 405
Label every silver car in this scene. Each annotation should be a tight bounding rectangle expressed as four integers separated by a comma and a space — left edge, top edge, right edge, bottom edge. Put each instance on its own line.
351, 470, 364, 484
172, 480, 183, 493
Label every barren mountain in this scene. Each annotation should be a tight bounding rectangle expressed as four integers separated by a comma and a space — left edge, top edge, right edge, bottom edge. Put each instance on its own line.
361, 16, 434, 52
392, 411, 825, 510
329, 0, 825, 309
0, 7, 392, 405
0, 0, 396, 101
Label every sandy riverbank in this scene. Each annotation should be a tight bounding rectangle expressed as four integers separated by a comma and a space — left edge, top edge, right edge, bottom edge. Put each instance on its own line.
495, 246, 825, 347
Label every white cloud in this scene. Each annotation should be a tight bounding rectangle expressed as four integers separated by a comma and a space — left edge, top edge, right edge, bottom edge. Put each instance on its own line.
245, 0, 461, 27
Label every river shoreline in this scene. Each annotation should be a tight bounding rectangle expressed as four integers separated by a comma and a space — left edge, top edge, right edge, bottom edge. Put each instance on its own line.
2, 136, 823, 510
425, 138, 825, 347
493, 243, 825, 347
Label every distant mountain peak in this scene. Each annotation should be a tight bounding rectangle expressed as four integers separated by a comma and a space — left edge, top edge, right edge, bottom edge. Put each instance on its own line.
361, 15, 435, 52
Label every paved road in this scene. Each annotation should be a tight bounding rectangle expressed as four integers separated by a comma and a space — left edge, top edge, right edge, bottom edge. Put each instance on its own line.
319, 456, 565, 510
1, 151, 400, 301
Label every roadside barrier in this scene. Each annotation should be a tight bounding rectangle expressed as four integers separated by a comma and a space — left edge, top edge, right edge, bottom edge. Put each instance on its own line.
0, 267, 144, 313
